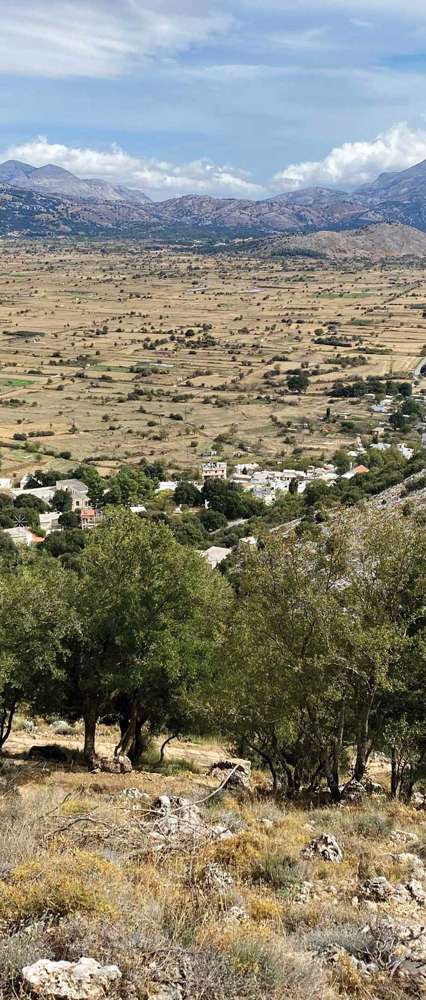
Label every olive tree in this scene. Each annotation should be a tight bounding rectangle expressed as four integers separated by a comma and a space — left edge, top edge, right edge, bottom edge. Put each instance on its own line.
66, 509, 230, 763
0, 558, 73, 750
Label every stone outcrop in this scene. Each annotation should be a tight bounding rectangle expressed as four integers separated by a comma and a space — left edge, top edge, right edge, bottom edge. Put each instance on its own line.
302, 833, 343, 863
21, 957, 121, 999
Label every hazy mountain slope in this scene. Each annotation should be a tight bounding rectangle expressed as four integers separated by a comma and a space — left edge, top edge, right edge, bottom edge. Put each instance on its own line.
0, 160, 151, 205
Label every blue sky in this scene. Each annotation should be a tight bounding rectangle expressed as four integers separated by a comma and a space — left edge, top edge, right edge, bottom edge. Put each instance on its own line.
1, 0, 426, 198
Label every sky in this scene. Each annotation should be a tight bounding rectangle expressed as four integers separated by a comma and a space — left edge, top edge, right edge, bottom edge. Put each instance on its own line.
1, 0, 426, 199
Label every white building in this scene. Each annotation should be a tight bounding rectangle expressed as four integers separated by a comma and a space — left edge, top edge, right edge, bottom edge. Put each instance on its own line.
201, 461, 227, 482
39, 511, 61, 534
55, 479, 89, 511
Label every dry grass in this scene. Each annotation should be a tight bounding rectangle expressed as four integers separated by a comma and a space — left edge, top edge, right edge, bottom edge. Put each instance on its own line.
0, 735, 425, 999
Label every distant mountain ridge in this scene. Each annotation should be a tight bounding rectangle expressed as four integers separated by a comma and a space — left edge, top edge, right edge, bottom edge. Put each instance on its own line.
2, 155, 426, 237
0, 159, 151, 205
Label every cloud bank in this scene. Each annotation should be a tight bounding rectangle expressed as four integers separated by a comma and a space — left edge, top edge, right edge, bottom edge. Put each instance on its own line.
272, 123, 426, 191
3, 137, 264, 198
5, 124, 426, 199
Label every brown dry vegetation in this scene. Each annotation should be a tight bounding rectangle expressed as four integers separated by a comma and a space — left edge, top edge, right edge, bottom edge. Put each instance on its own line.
0, 240, 425, 480
0, 724, 425, 999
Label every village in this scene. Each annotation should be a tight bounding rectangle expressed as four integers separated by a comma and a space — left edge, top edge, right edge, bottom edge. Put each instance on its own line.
0, 435, 417, 563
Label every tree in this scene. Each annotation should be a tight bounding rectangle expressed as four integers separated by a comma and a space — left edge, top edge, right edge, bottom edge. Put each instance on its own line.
64, 510, 230, 764
71, 466, 105, 508
58, 510, 81, 529
333, 449, 351, 475
40, 528, 86, 559
338, 510, 426, 781
51, 489, 73, 513
287, 374, 309, 393
14, 494, 47, 513
201, 479, 263, 519
174, 481, 202, 507
0, 559, 73, 749
105, 467, 156, 507
216, 526, 349, 798
199, 508, 227, 532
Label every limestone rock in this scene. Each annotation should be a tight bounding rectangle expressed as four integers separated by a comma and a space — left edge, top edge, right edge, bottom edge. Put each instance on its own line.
302, 833, 343, 863
98, 755, 132, 774
363, 876, 398, 902
341, 780, 367, 803
202, 862, 234, 888
21, 957, 121, 999
119, 787, 150, 804
208, 760, 251, 791
407, 879, 426, 905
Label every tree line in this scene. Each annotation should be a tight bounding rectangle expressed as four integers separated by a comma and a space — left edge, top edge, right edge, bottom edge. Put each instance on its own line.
0, 506, 424, 799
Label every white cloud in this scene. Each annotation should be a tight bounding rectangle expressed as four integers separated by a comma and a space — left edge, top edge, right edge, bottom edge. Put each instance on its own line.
272, 123, 426, 191
3, 137, 265, 198
0, 1, 234, 78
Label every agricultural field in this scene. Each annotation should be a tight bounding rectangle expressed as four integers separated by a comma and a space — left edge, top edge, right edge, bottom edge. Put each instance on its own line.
0, 239, 425, 478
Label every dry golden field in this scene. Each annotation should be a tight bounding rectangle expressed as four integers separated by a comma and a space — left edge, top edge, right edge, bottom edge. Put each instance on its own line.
0, 239, 425, 478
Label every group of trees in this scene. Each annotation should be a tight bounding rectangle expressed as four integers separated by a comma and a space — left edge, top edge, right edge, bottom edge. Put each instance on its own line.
0, 505, 424, 800
219, 510, 426, 799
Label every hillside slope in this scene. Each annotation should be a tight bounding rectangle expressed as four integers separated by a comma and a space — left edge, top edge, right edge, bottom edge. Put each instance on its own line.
261, 222, 426, 260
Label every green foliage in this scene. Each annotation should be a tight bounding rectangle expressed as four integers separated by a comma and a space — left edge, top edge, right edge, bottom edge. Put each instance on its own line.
104, 466, 157, 506
0, 559, 73, 746
174, 481, 202, 507
51, 489, 73, 513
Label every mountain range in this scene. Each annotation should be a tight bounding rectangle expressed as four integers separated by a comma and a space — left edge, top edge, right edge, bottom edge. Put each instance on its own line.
3, 156, 426, 238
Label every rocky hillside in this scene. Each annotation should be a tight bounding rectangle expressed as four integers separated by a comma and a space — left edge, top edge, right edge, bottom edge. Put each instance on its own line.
4, 155, 426, 237
261, 222, 426, 260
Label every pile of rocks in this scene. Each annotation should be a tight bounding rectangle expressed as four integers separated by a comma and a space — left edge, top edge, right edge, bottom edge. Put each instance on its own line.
302, 833, 343, 863
91, 754, 132, 775
362, 876, 426, 906
207, 760, 251, 792
148, 795, 233, 849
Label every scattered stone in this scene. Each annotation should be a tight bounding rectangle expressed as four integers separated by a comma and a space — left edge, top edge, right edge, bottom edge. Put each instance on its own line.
407, 879, 426, 906
208, 760, 251, 791
21, 957, 121, 998
225, 904, 248, 923
365, 780, 386, 796
341, 780, 367, 803
363, 877, 399, 902
302, 833, 343, 863
145, 956, 189, 1000
294, 880, 315, 903
119, 788, 150, 804
202, 862, 234, 888
149, 795, 232, 848
362, 876, 426, 906
324, 945, 378, 976
390, 830, 419, 845
396, 851, 425, 876
97, 754, 132, 774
